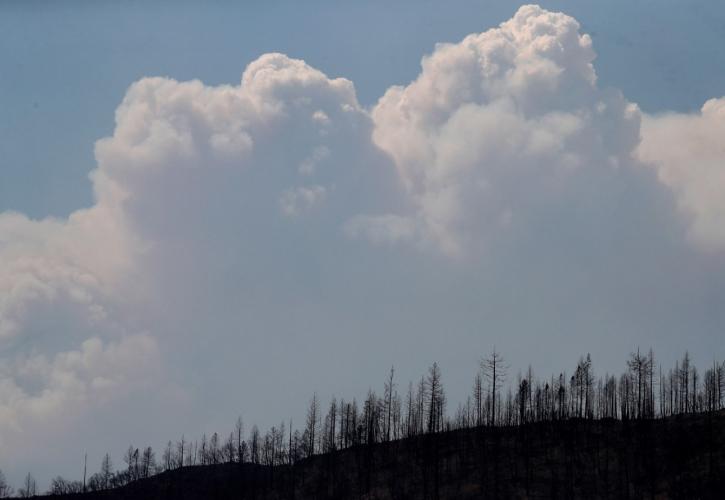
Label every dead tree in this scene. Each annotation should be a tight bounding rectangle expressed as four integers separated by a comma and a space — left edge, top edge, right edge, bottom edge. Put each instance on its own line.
482, 349, 506, 426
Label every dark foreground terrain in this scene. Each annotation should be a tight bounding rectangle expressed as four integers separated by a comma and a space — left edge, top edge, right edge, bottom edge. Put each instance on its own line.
53, 412, 725, 499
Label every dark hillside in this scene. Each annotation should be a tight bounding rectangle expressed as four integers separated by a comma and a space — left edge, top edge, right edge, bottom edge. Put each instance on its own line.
50, 411, 725, 500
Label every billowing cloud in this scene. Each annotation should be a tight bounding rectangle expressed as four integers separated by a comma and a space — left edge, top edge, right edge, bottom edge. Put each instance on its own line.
0, 335, 159, 438
638, 97, 725, 252
92, 53, 389, 243
0, 51, 389, 346
0, 52, 397, 466
370, 4, 641, 256
0, 205, 136, 342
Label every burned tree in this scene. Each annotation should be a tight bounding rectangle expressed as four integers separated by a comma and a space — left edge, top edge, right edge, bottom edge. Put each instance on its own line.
482, 349, 506, 426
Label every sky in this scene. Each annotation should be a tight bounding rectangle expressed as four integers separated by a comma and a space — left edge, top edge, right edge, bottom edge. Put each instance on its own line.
1, 0, 725, 489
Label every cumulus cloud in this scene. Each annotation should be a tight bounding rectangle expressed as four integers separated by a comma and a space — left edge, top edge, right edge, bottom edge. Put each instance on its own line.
371, 4, 641, 255
0, 335, 158, 436
0, 206, 137, 341
638, 97, 725, 252
0, 51, 387, 345
0, 51, 396, 465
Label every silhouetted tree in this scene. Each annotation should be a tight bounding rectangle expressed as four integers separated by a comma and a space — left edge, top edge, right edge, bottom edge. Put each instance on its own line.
323, 397, 337, 452
49, 476, 83, 495
426, 362, 445, 433
141, 447, 156, 478
482, 349, 506, 426
100, 453, 113, 489
163, 441, 173, 470
235, 416, 244, 463
18, 473, 36, 498
305, 393, 319, 456
123, 446, 139, 481
224, 432, 236, 463
518, 377, 529, 424
384, 366, 396, 442
473, 371, 484, 426
0, 470, 13, 498
628, 348, 652, 418
362, 389, 381, 445
249, 425, 261, 464
209, 432, 220, 464
405, 381, 416, 437
176, 435, 186, 468
27, 347, 725, 499
680, 352, 691, 413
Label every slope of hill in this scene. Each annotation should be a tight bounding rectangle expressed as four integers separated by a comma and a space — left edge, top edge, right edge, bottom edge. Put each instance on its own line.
50, 411, 725, 499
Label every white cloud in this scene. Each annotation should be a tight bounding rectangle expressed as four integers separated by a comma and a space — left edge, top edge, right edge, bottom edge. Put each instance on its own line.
371, 4, 641, 256
0, 334, 158, 447
89, 52, 386, 248
638, 97, 725, 252
279, 185, 328, 216
0, 207, 136, 341
0, 51, 380, 343
299, 146, 330, 176
0, 52, 391, 465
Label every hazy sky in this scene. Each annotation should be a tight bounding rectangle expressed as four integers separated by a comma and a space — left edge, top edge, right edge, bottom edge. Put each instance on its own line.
1, 0, 725, 489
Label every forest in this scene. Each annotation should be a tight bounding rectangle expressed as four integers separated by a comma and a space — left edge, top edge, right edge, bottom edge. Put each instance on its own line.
2, 349, 724, 498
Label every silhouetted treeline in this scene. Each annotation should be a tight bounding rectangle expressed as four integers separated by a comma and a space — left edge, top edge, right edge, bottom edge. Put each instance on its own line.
3, 348, 725, 498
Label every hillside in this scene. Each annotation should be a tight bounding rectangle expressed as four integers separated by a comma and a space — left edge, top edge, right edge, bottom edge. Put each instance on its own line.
49, 411, 725, 500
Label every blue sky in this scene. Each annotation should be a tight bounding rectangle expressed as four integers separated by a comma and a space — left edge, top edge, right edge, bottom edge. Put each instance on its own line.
1, 0, 725, 490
